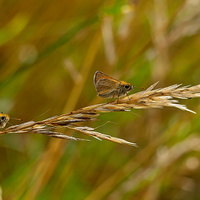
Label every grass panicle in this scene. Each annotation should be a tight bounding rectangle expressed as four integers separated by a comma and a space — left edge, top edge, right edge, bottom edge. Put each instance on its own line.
1, 82, 200, 147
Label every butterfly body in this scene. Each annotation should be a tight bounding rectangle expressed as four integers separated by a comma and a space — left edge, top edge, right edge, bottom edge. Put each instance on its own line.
94, 71, 133, 99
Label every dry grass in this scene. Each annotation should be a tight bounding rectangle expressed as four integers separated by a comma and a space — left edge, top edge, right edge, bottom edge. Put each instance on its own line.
1, 82, 200, 147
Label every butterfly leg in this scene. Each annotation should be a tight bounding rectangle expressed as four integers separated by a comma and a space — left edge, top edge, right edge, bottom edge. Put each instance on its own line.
112, 93, 117, 103
117, 97, 119, 104
117, 89, 121, 104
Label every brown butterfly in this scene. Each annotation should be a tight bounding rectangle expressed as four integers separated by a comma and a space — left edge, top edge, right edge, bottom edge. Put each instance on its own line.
94, 71, 133, 101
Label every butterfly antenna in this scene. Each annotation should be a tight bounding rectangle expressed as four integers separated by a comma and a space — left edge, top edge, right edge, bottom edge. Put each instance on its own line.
10, 117, 23, 121
134, 86, 145, 90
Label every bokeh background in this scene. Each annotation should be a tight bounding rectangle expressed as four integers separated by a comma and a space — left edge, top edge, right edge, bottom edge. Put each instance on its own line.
1, 0, 200, 199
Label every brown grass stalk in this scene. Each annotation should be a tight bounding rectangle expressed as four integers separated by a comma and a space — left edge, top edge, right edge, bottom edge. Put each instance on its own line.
1, 82, 200, 147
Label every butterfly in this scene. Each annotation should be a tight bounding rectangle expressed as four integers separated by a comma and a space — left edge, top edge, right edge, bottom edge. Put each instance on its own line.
94, 71, 133, 101
0, 112, 10, 128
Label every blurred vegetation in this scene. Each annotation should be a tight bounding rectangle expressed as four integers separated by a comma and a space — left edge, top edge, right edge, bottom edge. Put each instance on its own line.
0, 0, 200, 199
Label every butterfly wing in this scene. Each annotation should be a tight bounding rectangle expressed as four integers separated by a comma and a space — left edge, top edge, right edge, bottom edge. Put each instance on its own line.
96, 79, 119, 98
94, 71, 120, 98
94, 71, 116, 84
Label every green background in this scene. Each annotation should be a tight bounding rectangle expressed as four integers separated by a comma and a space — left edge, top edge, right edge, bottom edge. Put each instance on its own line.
0, 0, 200, 199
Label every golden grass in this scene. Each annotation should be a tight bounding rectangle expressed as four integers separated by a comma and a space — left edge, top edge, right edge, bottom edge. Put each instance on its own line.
1, 82, 199, 147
